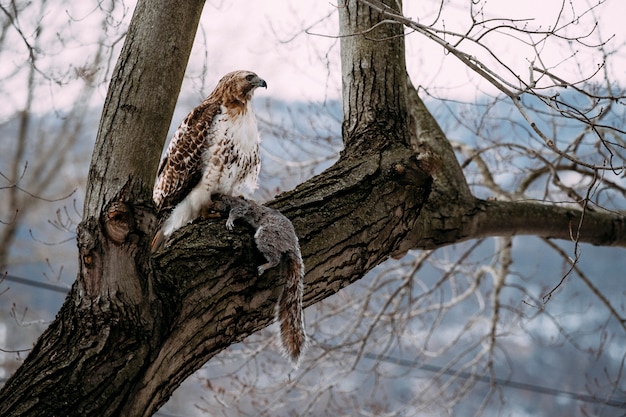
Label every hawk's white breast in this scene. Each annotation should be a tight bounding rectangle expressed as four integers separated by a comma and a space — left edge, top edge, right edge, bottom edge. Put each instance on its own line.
203, 102, 261, 195
161, 102, 261, 237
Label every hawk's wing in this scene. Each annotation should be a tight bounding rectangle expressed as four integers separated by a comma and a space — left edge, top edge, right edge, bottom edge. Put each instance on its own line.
153, 101, 222, 211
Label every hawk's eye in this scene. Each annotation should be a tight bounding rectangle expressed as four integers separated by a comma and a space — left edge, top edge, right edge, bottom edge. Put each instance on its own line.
245, 74, 255, 82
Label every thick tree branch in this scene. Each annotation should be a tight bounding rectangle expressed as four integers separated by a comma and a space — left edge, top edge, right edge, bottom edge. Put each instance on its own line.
471, 200, 626, 247
139, 140, 432, 413
406, 76, 472, 202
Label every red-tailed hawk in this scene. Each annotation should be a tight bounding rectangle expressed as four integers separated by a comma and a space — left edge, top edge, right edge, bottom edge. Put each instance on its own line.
152, 70, 267, 250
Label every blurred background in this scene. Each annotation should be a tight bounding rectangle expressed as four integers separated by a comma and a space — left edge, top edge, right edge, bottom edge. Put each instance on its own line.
1, 1, 625, 416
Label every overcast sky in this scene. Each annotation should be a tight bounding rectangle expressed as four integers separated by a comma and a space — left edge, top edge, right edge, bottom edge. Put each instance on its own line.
2, 0, 624, 118
188, 0, 625, 102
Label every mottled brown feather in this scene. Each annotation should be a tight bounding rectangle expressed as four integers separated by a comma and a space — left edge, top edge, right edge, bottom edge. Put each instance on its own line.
154, 100, 221, 211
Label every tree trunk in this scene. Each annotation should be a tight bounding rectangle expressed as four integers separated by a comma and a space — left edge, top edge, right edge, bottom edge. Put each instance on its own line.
339, 0, 408, 150
1, 0, 625, 416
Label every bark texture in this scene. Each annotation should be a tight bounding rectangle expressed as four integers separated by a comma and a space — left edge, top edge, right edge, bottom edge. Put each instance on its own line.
0, 0, 625, 416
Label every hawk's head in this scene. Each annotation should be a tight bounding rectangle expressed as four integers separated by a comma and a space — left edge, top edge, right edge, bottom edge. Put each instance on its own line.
215, 70, 267, 107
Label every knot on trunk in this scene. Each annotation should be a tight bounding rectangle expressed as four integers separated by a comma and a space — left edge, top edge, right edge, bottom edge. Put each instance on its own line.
104, 202, 133, 245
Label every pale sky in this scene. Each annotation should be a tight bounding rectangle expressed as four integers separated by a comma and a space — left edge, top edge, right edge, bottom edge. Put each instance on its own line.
189, 0, 625, 102
1, 0, 624, 116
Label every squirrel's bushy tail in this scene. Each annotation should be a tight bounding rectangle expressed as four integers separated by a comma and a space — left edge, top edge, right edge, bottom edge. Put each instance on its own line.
277, 251, 307, 366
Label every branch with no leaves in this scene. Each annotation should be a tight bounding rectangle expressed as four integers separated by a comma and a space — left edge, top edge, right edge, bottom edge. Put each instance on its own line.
357, 0, 625, 172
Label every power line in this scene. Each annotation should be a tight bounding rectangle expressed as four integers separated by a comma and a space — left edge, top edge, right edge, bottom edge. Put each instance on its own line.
356, 350, 626, 409
1, 274, 69, 294
154, 411, 191, 417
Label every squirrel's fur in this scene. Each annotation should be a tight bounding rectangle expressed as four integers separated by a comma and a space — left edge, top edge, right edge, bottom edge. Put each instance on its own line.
215, 195, 307, 366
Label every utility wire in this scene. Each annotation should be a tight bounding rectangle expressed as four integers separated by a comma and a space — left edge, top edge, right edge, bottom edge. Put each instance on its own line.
356, 350, 626, 409
1, 274, 69, 294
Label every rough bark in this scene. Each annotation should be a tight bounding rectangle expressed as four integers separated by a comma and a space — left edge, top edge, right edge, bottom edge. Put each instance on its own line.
339, 0, 408, 150
0, 0, 625, 416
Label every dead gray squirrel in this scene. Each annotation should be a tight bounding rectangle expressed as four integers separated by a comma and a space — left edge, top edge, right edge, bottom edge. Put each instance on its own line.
214, 194, 307, 366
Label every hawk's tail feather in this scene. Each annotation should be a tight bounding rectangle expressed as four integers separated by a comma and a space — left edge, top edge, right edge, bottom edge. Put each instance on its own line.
151, 208, 174, 253
151, 228, 166, 253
